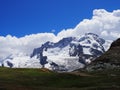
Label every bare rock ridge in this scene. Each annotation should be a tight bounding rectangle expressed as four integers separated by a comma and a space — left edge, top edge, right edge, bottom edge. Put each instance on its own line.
110, 38, 120, 48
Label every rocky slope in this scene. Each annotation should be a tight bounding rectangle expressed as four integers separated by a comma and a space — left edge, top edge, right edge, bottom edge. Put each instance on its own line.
86, 38, 120, 71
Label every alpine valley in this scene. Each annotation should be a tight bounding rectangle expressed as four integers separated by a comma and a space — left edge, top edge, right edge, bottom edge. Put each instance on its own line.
0, 33, 112, 72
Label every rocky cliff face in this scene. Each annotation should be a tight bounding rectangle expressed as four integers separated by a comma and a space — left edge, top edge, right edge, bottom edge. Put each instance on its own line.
86, 38, 120, 71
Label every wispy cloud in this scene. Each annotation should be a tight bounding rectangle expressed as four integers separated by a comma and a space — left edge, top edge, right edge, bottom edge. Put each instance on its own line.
51, 29, 56, 33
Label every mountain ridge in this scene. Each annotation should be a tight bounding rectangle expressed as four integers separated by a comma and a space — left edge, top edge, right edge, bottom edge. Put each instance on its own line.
30, 33, 107, 72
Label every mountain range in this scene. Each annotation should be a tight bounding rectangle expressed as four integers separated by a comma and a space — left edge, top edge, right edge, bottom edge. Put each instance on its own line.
0, 33, 111, 72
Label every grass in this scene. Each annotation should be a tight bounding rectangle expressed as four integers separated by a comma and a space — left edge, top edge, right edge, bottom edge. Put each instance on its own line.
0, 67, 120, 90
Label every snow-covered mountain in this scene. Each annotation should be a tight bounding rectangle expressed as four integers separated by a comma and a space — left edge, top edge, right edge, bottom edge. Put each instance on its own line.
1, 33, 111, 72
30, 33, 111, 72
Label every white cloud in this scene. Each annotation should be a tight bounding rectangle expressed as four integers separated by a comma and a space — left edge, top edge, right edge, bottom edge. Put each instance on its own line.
51, 29, 56, 33
57, 28, 74, 39
57, 9, 120, 40
101, 31, 109, 36
0, 9, 120, 60
113, 10, 120, 17
0, 33, 57, 59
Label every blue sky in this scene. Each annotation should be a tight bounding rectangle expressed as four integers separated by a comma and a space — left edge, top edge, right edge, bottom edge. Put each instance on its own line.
0, 0, 120, 37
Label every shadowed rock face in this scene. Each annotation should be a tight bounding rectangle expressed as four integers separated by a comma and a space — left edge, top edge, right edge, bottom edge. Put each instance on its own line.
86, 38, 120, 71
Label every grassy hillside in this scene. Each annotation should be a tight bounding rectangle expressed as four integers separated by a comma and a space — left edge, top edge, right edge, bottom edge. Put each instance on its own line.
0, 67, 120, 90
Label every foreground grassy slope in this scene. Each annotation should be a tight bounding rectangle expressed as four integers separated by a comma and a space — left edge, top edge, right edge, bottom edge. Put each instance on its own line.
0, 67, 120, 90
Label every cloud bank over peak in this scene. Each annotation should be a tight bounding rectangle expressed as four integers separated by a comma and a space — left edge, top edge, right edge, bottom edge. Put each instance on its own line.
0, 33, 57, 59
57, 9, 120, 40
0, 9, 120, 59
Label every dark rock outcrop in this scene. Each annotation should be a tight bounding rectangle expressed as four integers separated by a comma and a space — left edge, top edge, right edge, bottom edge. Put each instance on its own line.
86, 38, 120, 71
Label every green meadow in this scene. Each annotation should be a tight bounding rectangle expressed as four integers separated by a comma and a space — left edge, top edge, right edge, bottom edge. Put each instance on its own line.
0, 67, 120, 90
